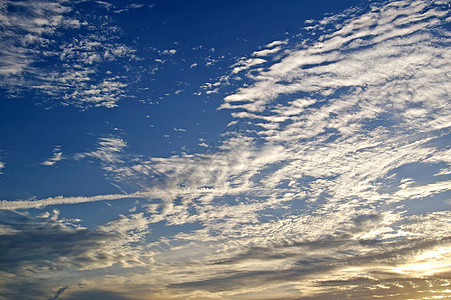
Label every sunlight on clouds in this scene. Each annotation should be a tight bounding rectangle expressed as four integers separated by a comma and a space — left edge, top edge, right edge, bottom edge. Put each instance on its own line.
398, 246, 451, 276
0, 0, 450, 299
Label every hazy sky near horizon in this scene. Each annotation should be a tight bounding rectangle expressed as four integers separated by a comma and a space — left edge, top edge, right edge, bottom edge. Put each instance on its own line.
0, 0, 450, 299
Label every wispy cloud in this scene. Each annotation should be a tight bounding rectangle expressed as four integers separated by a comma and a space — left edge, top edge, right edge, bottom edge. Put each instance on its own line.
74, 137, 127, 166
41, 145, 63, 166
0, 191, 148, 210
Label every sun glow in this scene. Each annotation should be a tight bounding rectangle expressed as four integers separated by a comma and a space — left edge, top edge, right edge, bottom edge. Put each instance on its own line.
398, 246, 451, 276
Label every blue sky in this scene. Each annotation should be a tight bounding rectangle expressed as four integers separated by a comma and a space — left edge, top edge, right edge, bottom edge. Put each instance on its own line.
0, 0, 450, 299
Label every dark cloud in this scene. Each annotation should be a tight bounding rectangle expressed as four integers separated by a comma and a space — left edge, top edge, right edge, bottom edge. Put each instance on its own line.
170, 267, 325, 292
0, 213, 118, 272
0, 211, 144, 299
170, 231, 451, 295
0, 277, 52, 300
60, 289, 132, 300
49, 286, 69, 300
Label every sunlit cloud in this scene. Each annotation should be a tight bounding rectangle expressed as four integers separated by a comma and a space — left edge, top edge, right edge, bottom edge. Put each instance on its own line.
0, 0, 450, 299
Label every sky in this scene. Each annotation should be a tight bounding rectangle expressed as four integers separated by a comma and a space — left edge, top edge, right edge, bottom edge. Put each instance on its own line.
0, 0, 450, 299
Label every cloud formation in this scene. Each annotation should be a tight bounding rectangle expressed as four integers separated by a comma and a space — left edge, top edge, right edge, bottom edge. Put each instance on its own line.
74, 137, 127, 165
0, 0, 137, 108
41, 145, 63, 166
1, 0, 450, 299
0, 210, 153, 299
100, 1, 450, 298
0, 0, 71, 77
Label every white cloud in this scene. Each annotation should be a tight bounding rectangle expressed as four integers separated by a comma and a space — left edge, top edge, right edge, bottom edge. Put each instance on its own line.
41, 145, 63, 166
0, 191, 150, 210
220, 1, 450, 113
162, 49, 177, 55
74, 137, 127, 166
231, 57, 267, 74
265, 40, 288, 48
252, 46, 282, 57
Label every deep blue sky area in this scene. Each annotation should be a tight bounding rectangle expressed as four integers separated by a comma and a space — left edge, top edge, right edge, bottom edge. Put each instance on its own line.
138, 0, 362, 46
0, 0, 450, 299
